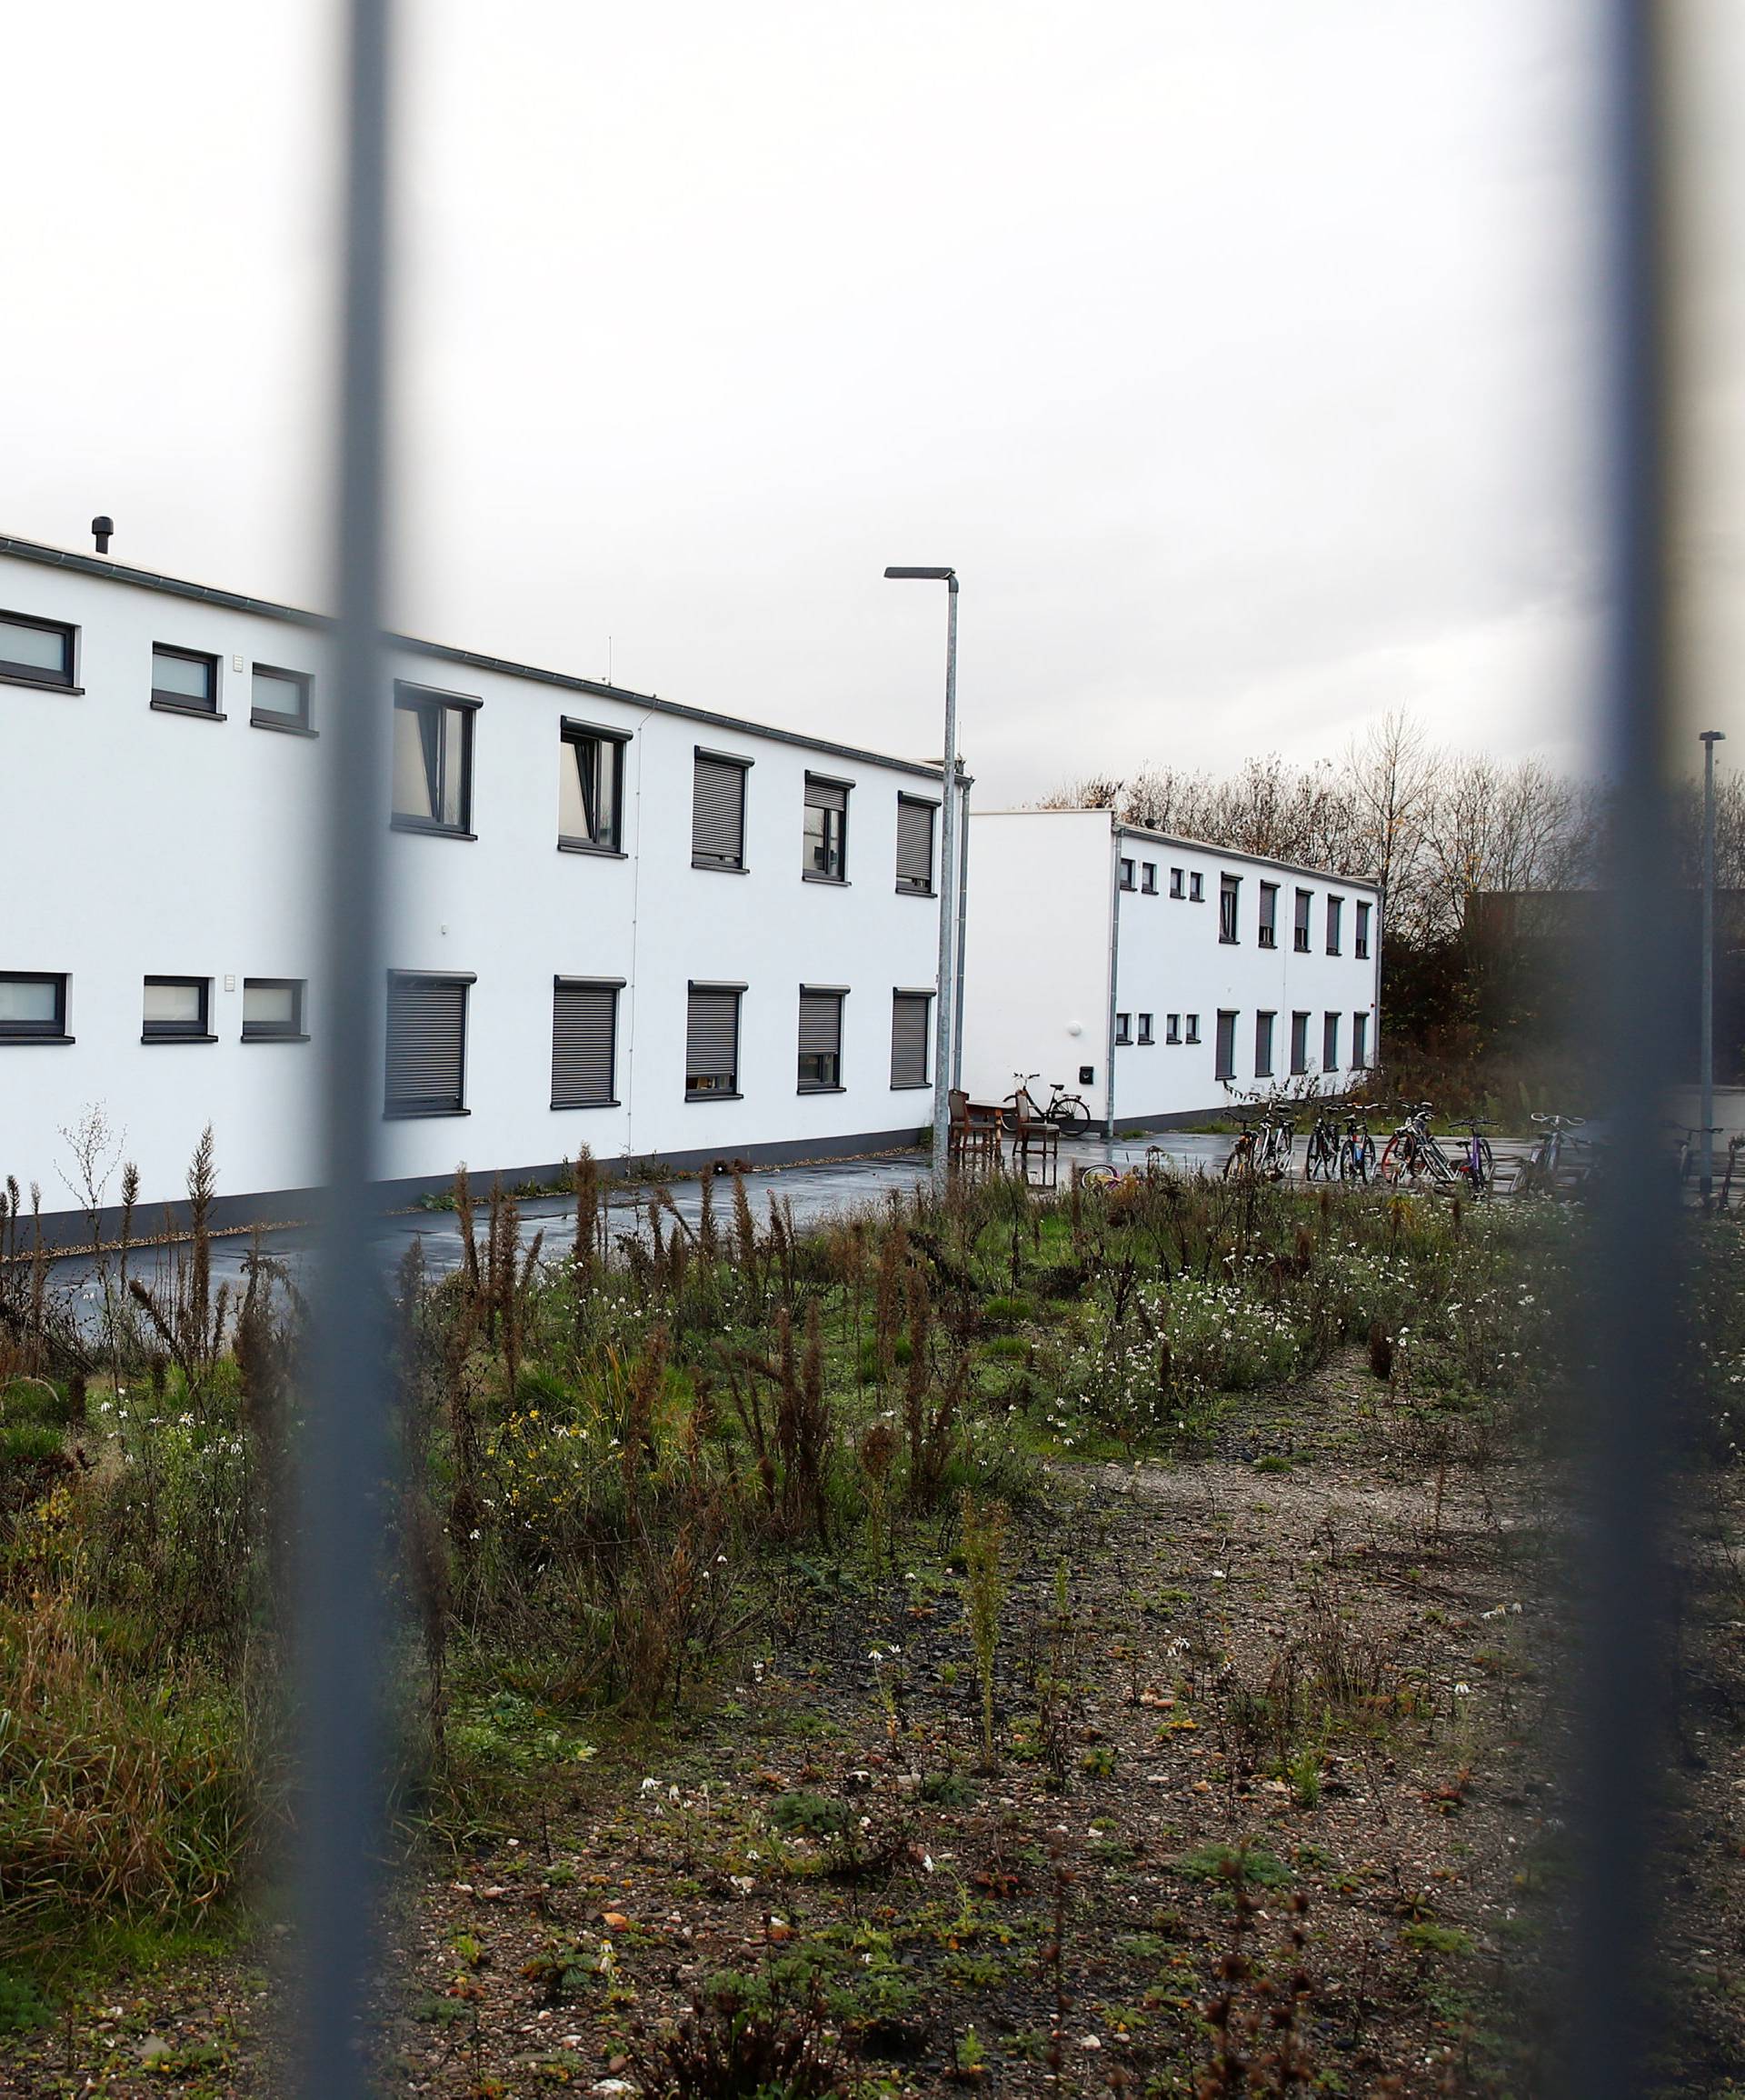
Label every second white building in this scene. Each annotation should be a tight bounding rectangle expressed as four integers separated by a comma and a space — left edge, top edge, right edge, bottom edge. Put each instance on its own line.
961, 808, 1381, 1130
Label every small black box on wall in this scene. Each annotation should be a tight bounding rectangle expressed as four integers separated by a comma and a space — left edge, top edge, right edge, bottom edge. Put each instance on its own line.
1079, 1065, 1094, 1085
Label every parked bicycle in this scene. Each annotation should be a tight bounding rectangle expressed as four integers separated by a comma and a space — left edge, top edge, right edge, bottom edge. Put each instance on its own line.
1379, 1103, 1458, 1188
1514, 1111, 1589, 1197
1303, 1106, 1340, 1182
1005, 1072, 1092, 1137
1337, 1113, 1378, 1184
1223, 1102, 1296, 1182
1449, 1117, 1497, 1198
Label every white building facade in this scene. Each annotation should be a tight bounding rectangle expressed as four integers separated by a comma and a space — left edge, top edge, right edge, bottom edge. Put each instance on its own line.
0, 536, 948, 1235
962, 809, 1381, 1130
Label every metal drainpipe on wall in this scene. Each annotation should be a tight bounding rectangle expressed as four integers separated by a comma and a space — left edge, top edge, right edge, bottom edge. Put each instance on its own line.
952, 765, 970, 1093
1104, 820, 1122, 1139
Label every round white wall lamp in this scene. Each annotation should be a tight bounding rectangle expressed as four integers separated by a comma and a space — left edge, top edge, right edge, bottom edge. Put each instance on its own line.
1065, 1021, 1083, 1037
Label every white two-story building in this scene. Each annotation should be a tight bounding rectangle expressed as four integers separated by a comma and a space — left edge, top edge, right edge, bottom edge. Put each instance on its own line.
962, 808, 1381, 1130
0, 534, 950, 1237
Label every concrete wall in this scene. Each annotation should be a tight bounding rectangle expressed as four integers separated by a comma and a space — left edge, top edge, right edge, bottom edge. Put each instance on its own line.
1, 545, 942, 1225
961, 809, 1381, 1128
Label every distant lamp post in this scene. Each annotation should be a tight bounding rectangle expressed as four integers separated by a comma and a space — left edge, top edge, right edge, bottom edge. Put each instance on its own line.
884, 565, 960, 1193
1700, 729, 1726, 1202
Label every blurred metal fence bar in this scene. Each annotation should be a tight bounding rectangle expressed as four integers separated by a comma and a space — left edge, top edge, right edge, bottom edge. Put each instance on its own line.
1565, 6, 1684, 2095
294, 0, 394, 2093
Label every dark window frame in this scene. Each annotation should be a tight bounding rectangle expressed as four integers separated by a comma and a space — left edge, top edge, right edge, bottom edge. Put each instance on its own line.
559, 719, 630, 855
1290, 1010, 1311, 1075
1214, 1009, 1239, 1081
1137, 1012, 1154, 1045
1255, 1010, 1276, 1078
251, 663, 316, 735
890, 987, 934, 1088
692, 748, 753, 872
1118, 857, 1136, 892
1169, 866, 1185, 898
551, 975, 623, 1108
1322, 1012, 1341, 1072
1115, 1010, 1132, 1045
1293, 888, 1313, 954
0, 970, 71, 1043
797, 984, 847, 1092
1165, 1013, 1182, 1045
1326, 895, 1344, 955
242, 976, 309, 1042
392, 682, 480, 838
685, 979, 745, 1098
384, 969, 474, 1117
1354, 899, 1372, 959
1258, 881, 1279, 949
894, 795, 939, 897
803, 775, 852, 885
1351, 1011, 1370, 1067
1141, 862, 1158, 894
0, 610, 77, 692
1219, 874, 1241, 944
151, 645, 223, 721
1189, 871, 1204, 902
142, 975, 214, 1044
1184, 1013, 1202, 1045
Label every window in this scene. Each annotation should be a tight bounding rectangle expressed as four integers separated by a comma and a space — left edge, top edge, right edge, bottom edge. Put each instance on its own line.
393, 684, 477, 835
1189, 871, 1204, 902
1115, 1011, 1132, 1045
1137, 1012, 1154, 1045
143, 975, 211, 1042
798, 986, 845, 1090
0, 612, 75, 689
242, 978, 306, 1041
1219, 874, 1240, 944
1322, 1013, 1341, 1072
1214, 1010, 1238, 1081
1169, 866, 1185, 898
1118, 857, 1136, 892
251, 664, 313, 733
1326, 895, 1343, 955
384, 972, 471, 1115
1351, 1012, 1370, 1067
891, 989, 932, 1088
1184, 1013, 1201, 1045
803, 776, 849, 882
1290, 1011, 1311, 1075
0, 972, 68, 1041
1141, 862, 1158, 894
1255, 1011, 1275, 1078
151, 645, 220, 718
895, 795, 937, 895
552, 978, 621, 1107
692, 750, 750, 870
1293, 889, 1312, 953
1355, 900, 1372, 959
1259, 882, 1279, 949
559, 722, 628, 853
686, 982, 743, 1095
1165, 1014, 1182, 1045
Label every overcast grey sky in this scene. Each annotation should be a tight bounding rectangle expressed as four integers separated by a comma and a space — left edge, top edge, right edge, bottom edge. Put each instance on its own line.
7, 2, 1634, 803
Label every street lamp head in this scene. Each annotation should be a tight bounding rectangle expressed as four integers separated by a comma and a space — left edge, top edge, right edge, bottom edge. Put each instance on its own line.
884, 565, 956, 583
1700, 730, 1726, 745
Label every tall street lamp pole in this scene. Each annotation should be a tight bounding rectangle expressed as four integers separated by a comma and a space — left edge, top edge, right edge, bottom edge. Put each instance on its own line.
885, 566, 959, 1194
1700, 729, 1725, 1203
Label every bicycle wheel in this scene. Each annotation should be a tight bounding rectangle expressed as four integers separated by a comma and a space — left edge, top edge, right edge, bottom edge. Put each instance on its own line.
1379, 1135, 1404, 1184
1355, 1137, 1376, 1183
1222, 1139, 1253, 1181
1080, 1163, 1119, 1190
1475, 1137, 1495, 1195
1052, 1095, 1092, 1137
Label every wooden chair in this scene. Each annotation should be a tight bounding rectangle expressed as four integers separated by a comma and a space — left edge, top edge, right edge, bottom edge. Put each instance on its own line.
949, 1090, 1001, 1175
1009, 1097, 1059, 1189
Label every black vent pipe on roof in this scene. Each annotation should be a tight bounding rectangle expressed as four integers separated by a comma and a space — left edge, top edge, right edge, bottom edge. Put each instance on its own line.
92, 515, 114, 555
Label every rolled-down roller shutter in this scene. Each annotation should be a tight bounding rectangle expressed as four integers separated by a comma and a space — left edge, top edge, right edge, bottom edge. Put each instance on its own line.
891, 990, 932, 1088
385, 974, 469, 1115
693, 753, 748, 866
552, 979, 620, 1107
895, 796, 935, 893
798, 988, 843, 1088
804, 777, 847, 815
686, 985, 742, 1090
